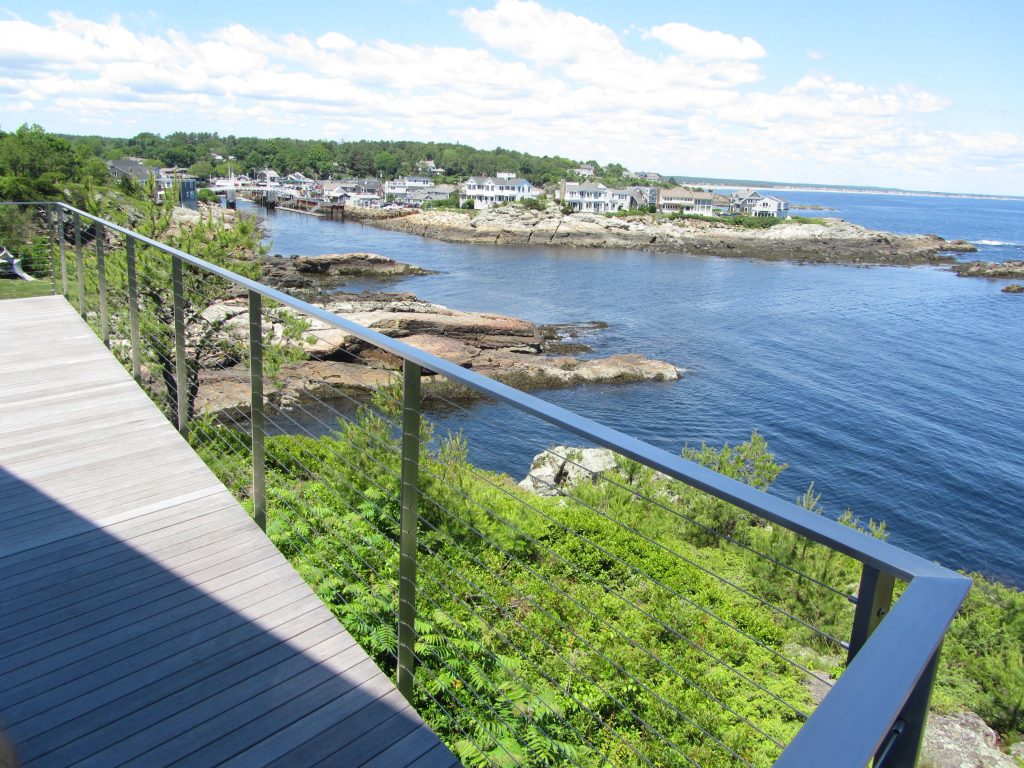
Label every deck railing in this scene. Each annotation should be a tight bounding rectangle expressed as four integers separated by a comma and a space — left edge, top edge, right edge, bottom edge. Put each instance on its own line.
5, 200, 971, 767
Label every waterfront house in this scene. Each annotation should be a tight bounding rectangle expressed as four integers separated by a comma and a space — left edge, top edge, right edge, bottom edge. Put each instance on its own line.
459, 175, 538, 209
729, 189, 764, 214
749, 195, 789, 218
326, 178, 383, 198
384, 176, 435, 200
636, 171, 663, 182
608, 188, 638, 211
556, 181, 638, 213
658, 188, 715, 216
557, 181, 609, 212
627, 186, 661, 209
407, 184, 458, 206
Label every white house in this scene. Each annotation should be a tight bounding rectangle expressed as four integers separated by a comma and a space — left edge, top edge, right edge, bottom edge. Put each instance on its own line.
383, 176, 434, 199
608, 188, 637, 211
749, 195, 789, 218
556, 182, 636, 213
572, 165, 595, 178
459, 176, 538, 209
658, 188, 715, 216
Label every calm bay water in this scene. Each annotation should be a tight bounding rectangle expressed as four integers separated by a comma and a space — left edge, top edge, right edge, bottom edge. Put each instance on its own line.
246, 195, 1024, 586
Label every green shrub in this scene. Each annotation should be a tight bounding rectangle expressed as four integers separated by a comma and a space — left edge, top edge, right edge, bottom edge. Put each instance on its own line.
190, 406, 1023, 762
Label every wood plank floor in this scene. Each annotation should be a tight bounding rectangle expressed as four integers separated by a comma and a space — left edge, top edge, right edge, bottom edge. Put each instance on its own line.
0, 296, 459, 768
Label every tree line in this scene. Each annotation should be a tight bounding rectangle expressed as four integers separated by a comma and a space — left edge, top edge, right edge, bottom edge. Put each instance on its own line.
62, 130, 610, 186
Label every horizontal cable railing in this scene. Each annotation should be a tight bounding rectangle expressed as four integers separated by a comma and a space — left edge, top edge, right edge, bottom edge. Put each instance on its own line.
7, 200, 971, 767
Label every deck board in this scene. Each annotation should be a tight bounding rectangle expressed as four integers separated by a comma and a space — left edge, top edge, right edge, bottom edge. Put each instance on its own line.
0, 296, 457, 767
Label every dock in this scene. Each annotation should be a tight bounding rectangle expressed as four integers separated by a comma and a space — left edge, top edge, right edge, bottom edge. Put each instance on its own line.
0, 296, 457, 767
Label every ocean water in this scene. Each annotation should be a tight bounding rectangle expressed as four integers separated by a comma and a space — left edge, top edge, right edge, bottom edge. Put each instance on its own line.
246, 196, 1024, 587
778, 189, 1024, 263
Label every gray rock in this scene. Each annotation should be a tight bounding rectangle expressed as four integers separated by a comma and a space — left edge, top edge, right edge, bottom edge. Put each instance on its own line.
518, 446, 617, 496
921, 711, 1017, 768
952, 260, 1024, 279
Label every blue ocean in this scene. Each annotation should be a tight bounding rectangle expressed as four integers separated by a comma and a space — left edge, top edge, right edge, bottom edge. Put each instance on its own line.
244, 193, 1024, 587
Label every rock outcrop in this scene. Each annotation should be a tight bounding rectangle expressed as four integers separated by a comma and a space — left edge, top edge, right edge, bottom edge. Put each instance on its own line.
193, 292, 679, 418
1003, 284, 1024, 294
373, 205, 977, 265
518, 446, 618, 496
952, 260, 1024, 279
261, 252, 432, 298
921, 711, 1019, 768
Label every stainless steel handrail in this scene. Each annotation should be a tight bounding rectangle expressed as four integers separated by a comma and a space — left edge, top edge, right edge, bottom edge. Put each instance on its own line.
12, 200, 971, 767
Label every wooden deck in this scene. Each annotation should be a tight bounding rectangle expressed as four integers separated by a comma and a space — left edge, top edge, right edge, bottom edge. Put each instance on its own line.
0, 296, 458, 767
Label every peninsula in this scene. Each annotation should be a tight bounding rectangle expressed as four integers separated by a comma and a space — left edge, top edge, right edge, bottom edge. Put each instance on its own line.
357, 204, 976, 265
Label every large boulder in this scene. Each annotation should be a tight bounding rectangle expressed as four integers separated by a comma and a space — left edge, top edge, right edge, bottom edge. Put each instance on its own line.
922, 711, 1018, 768
518, 445, 618, 496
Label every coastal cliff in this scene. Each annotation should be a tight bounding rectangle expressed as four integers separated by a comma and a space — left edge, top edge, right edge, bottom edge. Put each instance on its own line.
369, 205, 976, 265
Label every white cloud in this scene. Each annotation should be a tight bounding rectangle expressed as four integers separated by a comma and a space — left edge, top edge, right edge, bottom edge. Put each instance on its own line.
648, 22, 766, 61
460, 0, 624, 64
0, 4, 1017, 193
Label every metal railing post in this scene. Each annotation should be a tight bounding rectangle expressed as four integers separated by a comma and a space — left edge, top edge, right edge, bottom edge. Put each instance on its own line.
874, 649, 941, 767
172, 255, 189, 438
95, 222, 109, 346
45, 204, 56, 295
57, 206, 68, 297
248, 290, 266, 531
126, 238, 142, 383
397, 361, 422, 703
73, 212, 86, 319
848, 564, 896, 664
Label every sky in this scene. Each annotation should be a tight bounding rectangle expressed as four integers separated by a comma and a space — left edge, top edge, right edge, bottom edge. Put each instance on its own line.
0, 1, 1021, 195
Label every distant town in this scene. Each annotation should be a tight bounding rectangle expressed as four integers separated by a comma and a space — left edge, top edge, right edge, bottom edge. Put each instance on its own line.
107, 156, 791, 219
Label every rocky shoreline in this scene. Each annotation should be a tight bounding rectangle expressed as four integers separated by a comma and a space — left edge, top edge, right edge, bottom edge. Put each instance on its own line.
949, 261, 1024, 294
368, 205, 977, 265
195, 253, 679, 419
260, 251, 433, 299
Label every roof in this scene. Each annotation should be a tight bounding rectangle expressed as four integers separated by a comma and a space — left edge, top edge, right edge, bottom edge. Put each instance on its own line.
660, 187, 698, 198
108, 159, 155, 184
465, 176, 532, 188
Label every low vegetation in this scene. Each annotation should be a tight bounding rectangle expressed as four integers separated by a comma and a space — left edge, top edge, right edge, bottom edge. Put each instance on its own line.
191, 394, 1022, 766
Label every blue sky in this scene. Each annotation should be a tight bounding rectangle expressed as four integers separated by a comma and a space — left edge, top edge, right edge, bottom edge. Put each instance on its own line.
0, 1, 1021, 194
